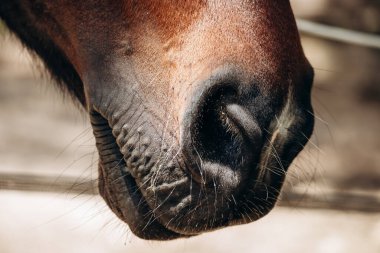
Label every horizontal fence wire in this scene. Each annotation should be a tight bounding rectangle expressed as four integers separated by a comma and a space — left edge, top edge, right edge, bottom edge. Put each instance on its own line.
1, 172, 380, 212
296, 19, 380, 50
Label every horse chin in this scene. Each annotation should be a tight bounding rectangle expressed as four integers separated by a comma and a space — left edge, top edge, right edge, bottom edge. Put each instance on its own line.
91, 109, 286, 240
96, 143, 283, 240
98, 162, 185, 240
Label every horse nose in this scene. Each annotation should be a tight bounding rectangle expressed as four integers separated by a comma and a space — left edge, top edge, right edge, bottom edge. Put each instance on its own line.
180, 70, 263, 191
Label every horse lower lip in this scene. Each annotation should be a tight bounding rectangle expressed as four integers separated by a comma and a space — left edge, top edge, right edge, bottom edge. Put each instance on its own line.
225, 104, 262, 144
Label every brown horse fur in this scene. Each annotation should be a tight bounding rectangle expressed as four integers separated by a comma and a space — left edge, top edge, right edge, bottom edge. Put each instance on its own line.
0, 0, 314, 240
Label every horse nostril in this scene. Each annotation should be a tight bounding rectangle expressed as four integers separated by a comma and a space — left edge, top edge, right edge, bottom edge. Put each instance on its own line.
181, 79, 263, 189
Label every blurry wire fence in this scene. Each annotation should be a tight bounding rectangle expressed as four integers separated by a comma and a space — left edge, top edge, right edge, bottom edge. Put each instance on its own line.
296, 19, 380, 50
1, 171, 380, 212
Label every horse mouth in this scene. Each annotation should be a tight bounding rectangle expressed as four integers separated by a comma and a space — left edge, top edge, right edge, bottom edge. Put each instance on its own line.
89, 104, 308, 240
90, 110, 181, 239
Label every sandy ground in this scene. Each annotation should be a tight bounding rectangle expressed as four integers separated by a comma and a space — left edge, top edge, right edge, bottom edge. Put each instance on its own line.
1, 191, 380, 253
0, 1, 380, 252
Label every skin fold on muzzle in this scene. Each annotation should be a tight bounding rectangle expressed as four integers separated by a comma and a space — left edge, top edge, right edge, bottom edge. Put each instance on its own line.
0, 0, 315, 240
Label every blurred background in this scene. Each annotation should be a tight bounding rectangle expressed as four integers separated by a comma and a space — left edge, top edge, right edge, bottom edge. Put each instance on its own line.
0, 0, 379, 252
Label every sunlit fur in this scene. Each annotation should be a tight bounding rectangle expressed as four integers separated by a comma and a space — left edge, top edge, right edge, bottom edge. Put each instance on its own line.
0, 0, 314, 240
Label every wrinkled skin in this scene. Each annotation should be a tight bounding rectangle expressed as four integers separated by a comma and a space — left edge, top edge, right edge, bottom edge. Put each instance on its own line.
0, 0, 314, 240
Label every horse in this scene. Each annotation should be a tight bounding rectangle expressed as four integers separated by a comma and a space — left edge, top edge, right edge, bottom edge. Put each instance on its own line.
0, 0, 314, 240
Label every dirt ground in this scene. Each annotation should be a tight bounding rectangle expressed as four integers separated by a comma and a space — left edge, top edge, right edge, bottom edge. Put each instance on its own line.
1, 191, 380, 253
0, 1, 380, 252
